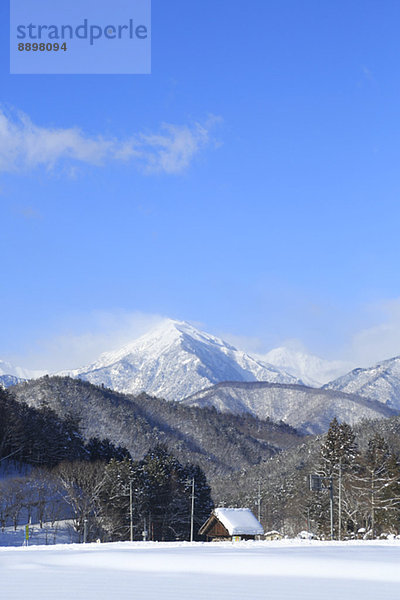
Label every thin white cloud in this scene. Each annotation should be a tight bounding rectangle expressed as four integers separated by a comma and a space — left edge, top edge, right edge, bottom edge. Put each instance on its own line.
0, 108, 219, 175
6, 310, 166, 372
6, 302, 400, 377
124, 121, 216, 174
349, 298, 400, 367
225, 300, 400, 375
217, 332, 267, 355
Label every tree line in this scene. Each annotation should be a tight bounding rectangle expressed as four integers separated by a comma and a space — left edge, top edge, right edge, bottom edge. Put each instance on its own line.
0, 446, 213, 542
4, 380, 400, 541
310, 418, 400, 538
10, 376, 302, 478
0, 386, 129, 467
0, 387, 213, 542
213, 417, 400, 539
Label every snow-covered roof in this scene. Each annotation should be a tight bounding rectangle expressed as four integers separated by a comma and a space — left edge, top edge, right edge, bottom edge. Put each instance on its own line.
214, 508, 264, 536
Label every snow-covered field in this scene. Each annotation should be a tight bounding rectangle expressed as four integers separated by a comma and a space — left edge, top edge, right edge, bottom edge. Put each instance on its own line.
0, 521, 78, 547
1, 540, 400, 600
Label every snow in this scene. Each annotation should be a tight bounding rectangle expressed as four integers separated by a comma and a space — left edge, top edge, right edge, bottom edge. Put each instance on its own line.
182, 380, 394, 435
214, 508, 264, 535
325, 356, 400, 409
263, 346, 352, 387
1, 540, 400, 600
0, 359, 45, 380
61, 319, 299, 401
0, 374, 23, 388
0, 521, 78, 547
0, 358, 46, 386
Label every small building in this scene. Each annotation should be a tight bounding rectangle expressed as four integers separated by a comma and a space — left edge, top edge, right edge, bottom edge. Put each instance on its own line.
199, 508, 264, 541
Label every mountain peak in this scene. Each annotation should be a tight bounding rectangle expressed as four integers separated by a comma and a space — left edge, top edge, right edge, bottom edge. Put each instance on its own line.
91, 319, 230, 366
0, 359, 45, 380
138, 318, 238, 348
263, 346, 352, 387
324, 355, 400, 410
65, 319, 300, 400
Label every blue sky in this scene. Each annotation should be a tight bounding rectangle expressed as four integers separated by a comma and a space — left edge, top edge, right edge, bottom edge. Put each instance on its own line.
2, 0, 400, 370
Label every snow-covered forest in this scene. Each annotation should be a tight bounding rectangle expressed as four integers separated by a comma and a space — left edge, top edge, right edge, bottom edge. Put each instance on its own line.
2, 380, 400, 542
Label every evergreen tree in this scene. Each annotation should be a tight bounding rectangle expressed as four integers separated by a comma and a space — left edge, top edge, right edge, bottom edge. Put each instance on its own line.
99, 457, 138, 541
85, 437, 131, 462
99, 446, 213, 542
182, 463, 214, 540
320, 418, 357, 476
355, 434, 400, 537
138, 445, 187, 541
313, 419, 358, 538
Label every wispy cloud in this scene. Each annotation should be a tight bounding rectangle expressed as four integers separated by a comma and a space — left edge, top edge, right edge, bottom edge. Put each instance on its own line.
14, 204, 43, 220
361, 65, 376, 85
349, 298, 400, 366
6, 310, 166, 372
7, 301, 400, 375
0, 108, 220, 175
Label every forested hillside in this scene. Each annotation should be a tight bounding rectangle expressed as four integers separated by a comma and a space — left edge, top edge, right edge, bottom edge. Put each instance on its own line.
182, 381, 397, 434
0, 387, 128, 468
213, 414, 400, 538
10, 376, 302, 478
0, 386, 214, 542
324, 356, 400, 410
6, 375, 400, 541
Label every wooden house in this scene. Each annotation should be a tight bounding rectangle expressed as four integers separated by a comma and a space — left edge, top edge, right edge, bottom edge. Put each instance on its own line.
199, 508, 264, 541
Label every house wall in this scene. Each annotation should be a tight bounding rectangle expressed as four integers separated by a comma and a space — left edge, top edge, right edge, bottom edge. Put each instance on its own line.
200, 513, 260, 541
206, 520, 230, 538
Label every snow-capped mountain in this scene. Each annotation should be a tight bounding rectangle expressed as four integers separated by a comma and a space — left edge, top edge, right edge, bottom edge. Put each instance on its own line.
0, 359, 30, 379
0, 360, 44, 387
0, 374, 24, 388
181, 381, 396, 435
324, 356, 400, 410
263, 347, 352, 387
63, 319, 300, 400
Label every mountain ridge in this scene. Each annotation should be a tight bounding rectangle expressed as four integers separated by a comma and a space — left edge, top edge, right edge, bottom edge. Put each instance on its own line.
262, 346, 352, 386
60, 319, 300, 400
4, 319, 400, 414
323, 355, 400, 410
9, 375, 303, 478
181, 380, 397, 434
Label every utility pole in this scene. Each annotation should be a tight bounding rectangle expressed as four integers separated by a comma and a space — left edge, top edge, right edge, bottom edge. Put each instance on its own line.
371, 472, 375, 539
338, 458, 342, 541
83, 518, 88, 544
130, 480, 133, 542
190, 477, 195, 542
142, 518, 148, 541
329, 477, 334, 541
257, 481, 261, 523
